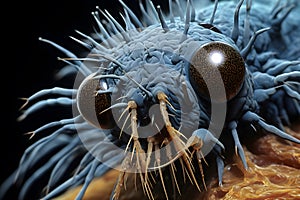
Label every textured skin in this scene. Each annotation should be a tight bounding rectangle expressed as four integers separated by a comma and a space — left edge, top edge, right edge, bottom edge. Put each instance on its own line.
1, 0, 300, 200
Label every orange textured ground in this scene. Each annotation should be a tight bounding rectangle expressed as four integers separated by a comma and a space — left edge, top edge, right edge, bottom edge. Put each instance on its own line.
54, 124, 300, 200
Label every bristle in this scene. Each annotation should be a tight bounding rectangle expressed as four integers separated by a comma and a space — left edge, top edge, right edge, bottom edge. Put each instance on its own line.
97, 9, 122, 39
271, 0, 281, 15
180, 0, 191, 42
175, 0, 184, 21
121, 9, 136, 30
183, 0, 191, 35
119, 0, 144, 28
209, 0, 218, 24
139, 0, 154, 25
103, 9, 131, 42
190, 0, 195, 22
39, 37, 92, 76
231, 0, 244, 42
272, 4, 295, 31
168, 0, 175, 23
157, 5, 170, 31
241, 27, 271, 59
243, 0, 251, 47
155, 144, 169, 200
145, 0, 159, 23
74, 30, 109, 52
91, 12, 118, 47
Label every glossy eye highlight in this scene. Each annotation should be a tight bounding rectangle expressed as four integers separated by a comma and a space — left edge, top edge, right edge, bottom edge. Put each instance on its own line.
189, 41, 245, 102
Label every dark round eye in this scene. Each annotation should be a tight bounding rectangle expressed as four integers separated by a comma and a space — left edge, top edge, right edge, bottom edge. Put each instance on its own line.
76, 73, 114, 129
189, 41, 245, 102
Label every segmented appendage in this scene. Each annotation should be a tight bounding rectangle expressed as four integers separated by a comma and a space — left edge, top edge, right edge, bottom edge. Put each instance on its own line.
1, 0, 299, 200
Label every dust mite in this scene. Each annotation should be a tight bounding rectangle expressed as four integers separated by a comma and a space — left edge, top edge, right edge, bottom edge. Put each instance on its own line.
1, 0, 300, 200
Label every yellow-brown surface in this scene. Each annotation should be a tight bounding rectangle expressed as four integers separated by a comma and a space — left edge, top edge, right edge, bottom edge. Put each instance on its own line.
201, 127, 300, 200
55, 124, 300, 200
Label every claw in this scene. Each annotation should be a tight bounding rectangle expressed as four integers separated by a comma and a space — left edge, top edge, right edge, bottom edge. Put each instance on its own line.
186, 128, 224, 190
213, 145, 224, 186
242, 111, 300, 144
228, 121, 248, 170
188, 129, 225, 150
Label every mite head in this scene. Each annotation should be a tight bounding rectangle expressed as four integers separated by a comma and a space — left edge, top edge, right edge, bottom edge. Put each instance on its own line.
74, 39, 244, 179
75, 62, 201, 139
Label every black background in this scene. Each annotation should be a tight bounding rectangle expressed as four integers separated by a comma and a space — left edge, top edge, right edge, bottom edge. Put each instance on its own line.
2, 0, 170, 190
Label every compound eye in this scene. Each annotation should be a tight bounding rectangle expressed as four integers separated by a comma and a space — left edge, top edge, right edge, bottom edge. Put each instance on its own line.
189, 42, 245, 102
76, 73, 114, 129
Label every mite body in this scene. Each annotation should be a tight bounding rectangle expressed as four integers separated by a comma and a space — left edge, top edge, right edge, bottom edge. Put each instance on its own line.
1, 0, 300, 200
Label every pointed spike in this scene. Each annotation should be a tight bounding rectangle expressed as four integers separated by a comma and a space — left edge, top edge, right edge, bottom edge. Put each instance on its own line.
272, 4, 295, 30
168, 0, 175, 23
69, 36, 92, 50
19, 136, 78, 199
145, 0, 159, 23
122, 9, 136, 30
241, 27, 271, 59
91, 26, 110, 47
74, 30, 108, 52
75, 159, 100, 200
91, 12, 111, 39
175, 0, 184, 21
157, 5, 169, 32
44, 164, 91, 199
17, 97, 75, 122
231, 0, 244, 42
103, 9, 128, 39
271, 0, 281, 15
21, 87, 76, 110
166, 143, 181, 195
210, 0, 218, 24
38, 37, 77, 58
91, 12, 118, 47
19, 97, 29, 110
182, 153, 202, 192
196, 151, 207, 190
183, 0, 191, 35
180, 157, 194, 185
216, 154, 224, 186
243, 0, 251, 47
189, 0, 196, 22
139, 0, 155, 25
119, 12, 129, 31
119, 0, 144, 28
271, 1, 288, 19
46, 147, 85, 193
99, 102, 128, 115
267, 60, 300, 76
38, 37, 93, 76
97, 9, 121, 37
258, 118, 300, 144
145, 140, 153, 183
242, 111, 300, 144
155, 145, 169, 200
229, 121, 248, 169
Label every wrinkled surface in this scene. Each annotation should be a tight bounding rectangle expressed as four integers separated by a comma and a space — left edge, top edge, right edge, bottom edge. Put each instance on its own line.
201, 126, 300, 200
54, 123, 300, 200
